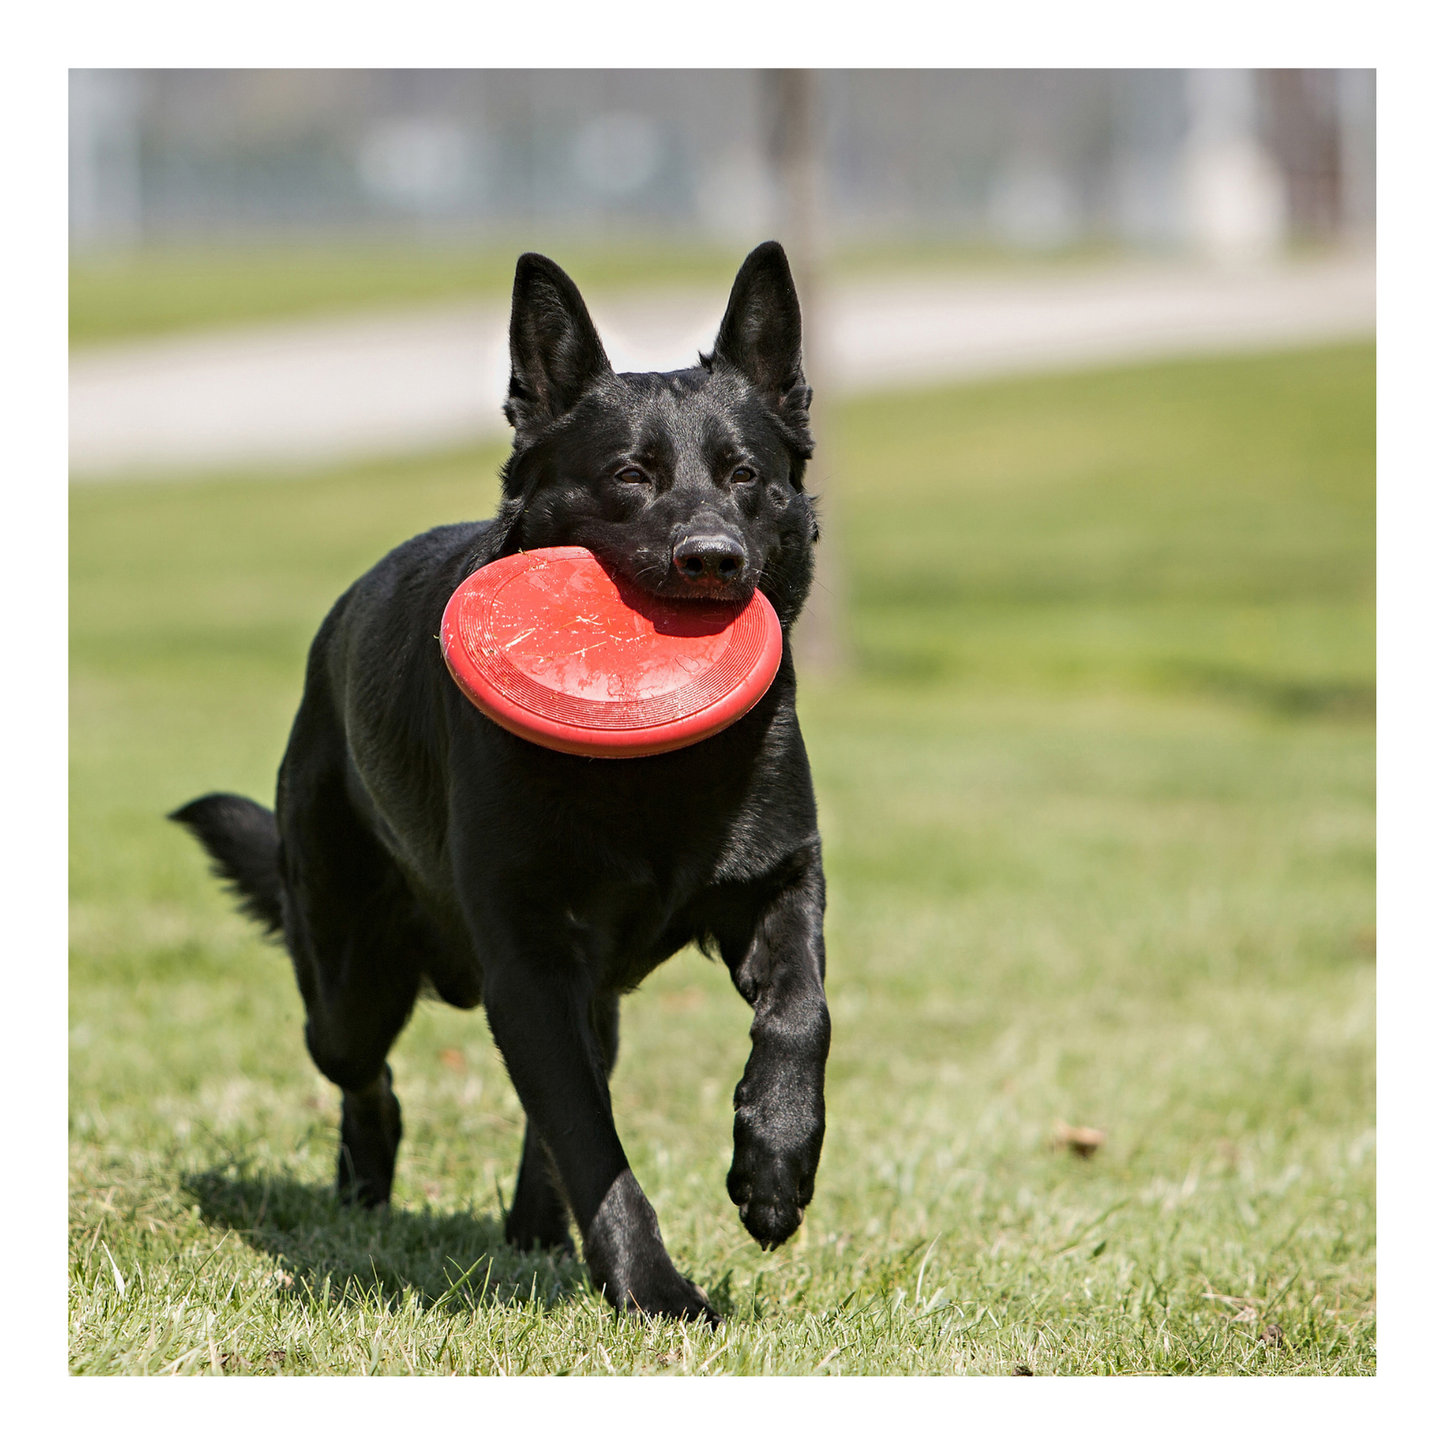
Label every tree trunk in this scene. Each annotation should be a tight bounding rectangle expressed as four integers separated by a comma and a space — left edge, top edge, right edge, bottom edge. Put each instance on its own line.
762, 69, 849, 675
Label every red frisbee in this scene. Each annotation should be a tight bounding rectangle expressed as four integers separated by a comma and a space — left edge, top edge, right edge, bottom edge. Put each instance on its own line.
440, 546, 783, 758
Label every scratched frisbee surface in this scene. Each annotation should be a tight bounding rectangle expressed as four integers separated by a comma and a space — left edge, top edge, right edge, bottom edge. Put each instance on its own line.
439, 546, 783, 757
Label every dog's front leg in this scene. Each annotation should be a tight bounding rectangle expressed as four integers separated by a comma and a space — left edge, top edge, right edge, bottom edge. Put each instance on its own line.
726, 848, 831, 1249
480, 949, 716, 1322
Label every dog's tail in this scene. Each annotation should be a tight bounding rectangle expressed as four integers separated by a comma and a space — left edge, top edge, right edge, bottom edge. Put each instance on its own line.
169, 793, 285, 938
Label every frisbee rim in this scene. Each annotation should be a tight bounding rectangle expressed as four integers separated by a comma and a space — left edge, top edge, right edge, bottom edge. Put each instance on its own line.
439, 546, 783, 758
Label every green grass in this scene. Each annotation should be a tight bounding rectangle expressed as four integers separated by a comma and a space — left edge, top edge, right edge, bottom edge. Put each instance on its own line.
69, 237, 1128, 347
69, 344, 1375, 1374
834, 346, 1375, 715
67, 241, 745, 347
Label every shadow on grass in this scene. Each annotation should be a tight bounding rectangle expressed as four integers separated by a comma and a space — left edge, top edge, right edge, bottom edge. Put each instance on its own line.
1160, 665, 1376, 722
849, 646, 1377, 722
182, 1165, 591, 1315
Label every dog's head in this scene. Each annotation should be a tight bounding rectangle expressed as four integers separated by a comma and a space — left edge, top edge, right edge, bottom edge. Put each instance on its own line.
490, 243, 818, 628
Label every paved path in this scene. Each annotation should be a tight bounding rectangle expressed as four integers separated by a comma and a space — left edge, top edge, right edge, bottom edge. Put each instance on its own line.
69, 254, 1374, 480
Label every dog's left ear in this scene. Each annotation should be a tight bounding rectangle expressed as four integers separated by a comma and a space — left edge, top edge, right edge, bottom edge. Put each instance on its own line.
711, 242, 811, 427
505, 253, 612, 436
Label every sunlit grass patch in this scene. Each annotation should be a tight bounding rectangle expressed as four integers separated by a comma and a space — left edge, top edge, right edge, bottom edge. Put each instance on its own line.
70, 344, 1373, 1373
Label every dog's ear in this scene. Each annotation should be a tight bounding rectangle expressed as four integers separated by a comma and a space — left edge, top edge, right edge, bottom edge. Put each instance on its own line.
711, 241, 810, 419
505, 254, 612, 435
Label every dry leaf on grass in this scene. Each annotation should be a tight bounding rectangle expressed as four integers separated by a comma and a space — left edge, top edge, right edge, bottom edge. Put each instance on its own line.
1052, 1121, 1106, 1157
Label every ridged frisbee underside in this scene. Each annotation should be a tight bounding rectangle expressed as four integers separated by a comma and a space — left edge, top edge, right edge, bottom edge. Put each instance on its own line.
440, 546, 783, 758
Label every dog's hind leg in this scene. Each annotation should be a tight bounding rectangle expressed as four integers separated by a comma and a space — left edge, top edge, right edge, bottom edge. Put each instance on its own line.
337, 1064, 405, 1210
296, 883, 432, 1208
279, 762, 433, 1209
296, 914, 423, 1209
506, 991, 619, 1254
507, 1124, 572, 1252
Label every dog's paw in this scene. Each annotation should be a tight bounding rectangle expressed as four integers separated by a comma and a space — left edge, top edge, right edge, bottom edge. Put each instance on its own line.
582, 1169, 721, 1325
726, 1114, 819, 1250
337, 1068, 403, 1209
611, 1268, 720, 1326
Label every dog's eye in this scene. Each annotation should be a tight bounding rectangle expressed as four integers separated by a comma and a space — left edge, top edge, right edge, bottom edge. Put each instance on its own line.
615, 468, 647, 485
730, 467, 756, 485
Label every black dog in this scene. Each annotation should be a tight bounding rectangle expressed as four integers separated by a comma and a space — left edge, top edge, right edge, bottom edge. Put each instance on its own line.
172, 242, 829, 1323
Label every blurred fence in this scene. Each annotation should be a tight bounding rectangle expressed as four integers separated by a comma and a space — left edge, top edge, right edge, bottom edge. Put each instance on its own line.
70, 69, 1374, 260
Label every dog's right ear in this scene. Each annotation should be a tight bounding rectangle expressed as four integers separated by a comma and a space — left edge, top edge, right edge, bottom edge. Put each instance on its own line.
505, 254, 612, 436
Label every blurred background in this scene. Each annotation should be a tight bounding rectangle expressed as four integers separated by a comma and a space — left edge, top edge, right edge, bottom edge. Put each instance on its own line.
70, 71, 1376, 1374
71, 68, 1373, 254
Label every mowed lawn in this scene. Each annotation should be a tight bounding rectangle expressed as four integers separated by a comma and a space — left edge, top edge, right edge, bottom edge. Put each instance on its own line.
69, 343, 1375, 1375
69, 238, 1107, 345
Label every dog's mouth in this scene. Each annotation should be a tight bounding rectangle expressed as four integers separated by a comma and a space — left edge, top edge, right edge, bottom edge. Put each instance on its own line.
608, 545, 758, 607
654, 572, 757, 604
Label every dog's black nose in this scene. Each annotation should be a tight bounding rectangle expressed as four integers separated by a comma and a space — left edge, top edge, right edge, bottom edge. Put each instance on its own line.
673, 533, 747, 584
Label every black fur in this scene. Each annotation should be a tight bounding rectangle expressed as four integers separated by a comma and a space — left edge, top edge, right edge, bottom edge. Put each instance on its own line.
172, 242, 830, 1322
